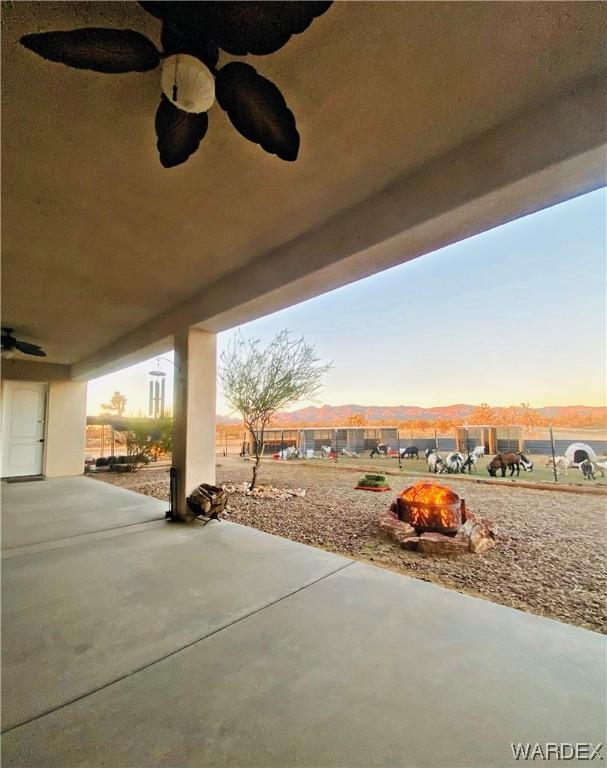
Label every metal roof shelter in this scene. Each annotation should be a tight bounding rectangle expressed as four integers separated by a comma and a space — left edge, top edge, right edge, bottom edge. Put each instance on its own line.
249, 426, 400, 455
298, 426, 399, 454
455, 425, 524, 454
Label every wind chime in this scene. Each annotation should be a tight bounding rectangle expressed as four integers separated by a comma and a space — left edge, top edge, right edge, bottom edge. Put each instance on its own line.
148, 359, 167, 418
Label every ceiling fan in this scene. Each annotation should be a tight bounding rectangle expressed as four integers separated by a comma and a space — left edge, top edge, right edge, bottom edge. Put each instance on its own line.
1, 328, 47, 358
19, 1, 332, 168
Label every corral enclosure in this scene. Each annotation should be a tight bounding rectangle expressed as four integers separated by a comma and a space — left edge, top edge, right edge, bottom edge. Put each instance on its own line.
209, 424, 607, 488
229, 425, 607, 459
247, 427, 399, 455
86, 420, 607, 459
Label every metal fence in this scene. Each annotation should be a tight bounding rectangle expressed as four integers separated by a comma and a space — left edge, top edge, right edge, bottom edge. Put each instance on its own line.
399, 437, 456, 452
522, 439, 607, 456
397, 434, 607, 458
217, 428, 607, 462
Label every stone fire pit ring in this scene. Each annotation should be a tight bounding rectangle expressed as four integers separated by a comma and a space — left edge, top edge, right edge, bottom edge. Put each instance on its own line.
379, 482, 496, 555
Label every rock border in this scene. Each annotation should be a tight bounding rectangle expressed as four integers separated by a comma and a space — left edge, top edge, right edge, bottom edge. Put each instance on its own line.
379, 502, 496, 555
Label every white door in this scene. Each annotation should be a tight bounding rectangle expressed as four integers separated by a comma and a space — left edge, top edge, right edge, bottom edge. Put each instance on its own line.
1, 381, 47, 478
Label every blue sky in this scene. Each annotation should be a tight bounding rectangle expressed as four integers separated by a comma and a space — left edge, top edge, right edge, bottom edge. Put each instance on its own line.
87, 188, 606, 416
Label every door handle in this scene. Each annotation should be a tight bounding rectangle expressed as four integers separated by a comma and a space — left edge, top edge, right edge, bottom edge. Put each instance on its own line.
38, 439, 45, 443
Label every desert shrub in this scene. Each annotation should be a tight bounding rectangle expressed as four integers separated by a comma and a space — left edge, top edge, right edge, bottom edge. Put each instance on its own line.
358, 474, 389, 488
115, 417, 172, 471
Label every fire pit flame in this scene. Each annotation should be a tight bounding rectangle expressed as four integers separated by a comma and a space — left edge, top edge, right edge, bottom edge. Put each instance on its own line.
381, 483, 495, 555
397, 482, 465, 534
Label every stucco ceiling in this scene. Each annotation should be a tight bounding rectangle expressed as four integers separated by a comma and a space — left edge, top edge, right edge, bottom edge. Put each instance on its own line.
2, 1, 606, 364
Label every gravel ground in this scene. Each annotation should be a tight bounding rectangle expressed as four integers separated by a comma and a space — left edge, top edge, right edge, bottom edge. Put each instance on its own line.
91, 457, 607, 633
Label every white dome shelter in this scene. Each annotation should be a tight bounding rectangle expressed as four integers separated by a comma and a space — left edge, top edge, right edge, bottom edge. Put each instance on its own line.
564, 443, 599, 466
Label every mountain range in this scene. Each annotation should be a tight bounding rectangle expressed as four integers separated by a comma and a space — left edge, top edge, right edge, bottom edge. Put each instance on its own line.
217, 403, 606, 425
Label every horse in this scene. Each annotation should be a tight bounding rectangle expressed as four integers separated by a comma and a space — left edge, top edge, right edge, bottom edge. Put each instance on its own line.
487, 452, 533, 477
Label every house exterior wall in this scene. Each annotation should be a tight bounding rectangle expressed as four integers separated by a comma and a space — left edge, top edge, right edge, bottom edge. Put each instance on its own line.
1, 359, 70, 382
1, 364, 86, 478
44, 381, 87, 477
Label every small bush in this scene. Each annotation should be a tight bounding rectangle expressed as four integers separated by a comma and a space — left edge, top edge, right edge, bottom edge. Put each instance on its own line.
112, 417, 172, 471
358, 474, 389, 488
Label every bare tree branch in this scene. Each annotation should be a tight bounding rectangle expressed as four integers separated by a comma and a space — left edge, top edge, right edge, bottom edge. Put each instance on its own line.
219, 330, 332, 490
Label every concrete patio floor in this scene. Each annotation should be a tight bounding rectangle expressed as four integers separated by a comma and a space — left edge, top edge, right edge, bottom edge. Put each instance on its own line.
1, 477, 605, 767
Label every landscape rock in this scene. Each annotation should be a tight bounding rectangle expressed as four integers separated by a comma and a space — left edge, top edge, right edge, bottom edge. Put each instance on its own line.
392, 523, 418, 542
455, 519, 477, 543
221, 482, 306, 501
455, 517, 496, 553
378, 511, 398, 533
469, 524, 496, 554
378, 510, 417, 545
418, 532, 468, 555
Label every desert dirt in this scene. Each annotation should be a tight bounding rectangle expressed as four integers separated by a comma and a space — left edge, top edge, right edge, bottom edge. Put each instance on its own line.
92, 456, 607, 634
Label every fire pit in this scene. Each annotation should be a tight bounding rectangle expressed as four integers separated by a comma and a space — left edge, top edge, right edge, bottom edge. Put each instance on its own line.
396, 482, 465, 534
379, 482, 496, 555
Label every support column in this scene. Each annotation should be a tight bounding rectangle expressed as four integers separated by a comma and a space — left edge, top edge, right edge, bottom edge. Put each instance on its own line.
172, 328, 216, 520
45, 381, 87, 477
489, 429, 497, 454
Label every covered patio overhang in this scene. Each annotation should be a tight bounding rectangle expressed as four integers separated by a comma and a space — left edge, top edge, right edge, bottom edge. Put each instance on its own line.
1, 4, 606, 759
2, 478, 605, 766
1, 1, 606, 516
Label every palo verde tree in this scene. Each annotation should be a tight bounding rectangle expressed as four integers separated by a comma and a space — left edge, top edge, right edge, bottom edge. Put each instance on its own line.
219, 330, 331, 491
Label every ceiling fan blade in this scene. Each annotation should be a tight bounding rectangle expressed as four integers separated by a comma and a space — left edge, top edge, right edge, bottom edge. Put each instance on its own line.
155, 96, 209, 168
14, 341, 47, 357
20, 28, 160, 73
138, 2, 173, 20
138, 2, 206, 25
160, 21, 218, 68
216, 62, 299, 161
1, 332, 16, 349
205, 2, 332, 56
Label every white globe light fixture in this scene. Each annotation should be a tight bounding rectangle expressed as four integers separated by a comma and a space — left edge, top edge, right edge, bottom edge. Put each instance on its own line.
161, 54, 215, 114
